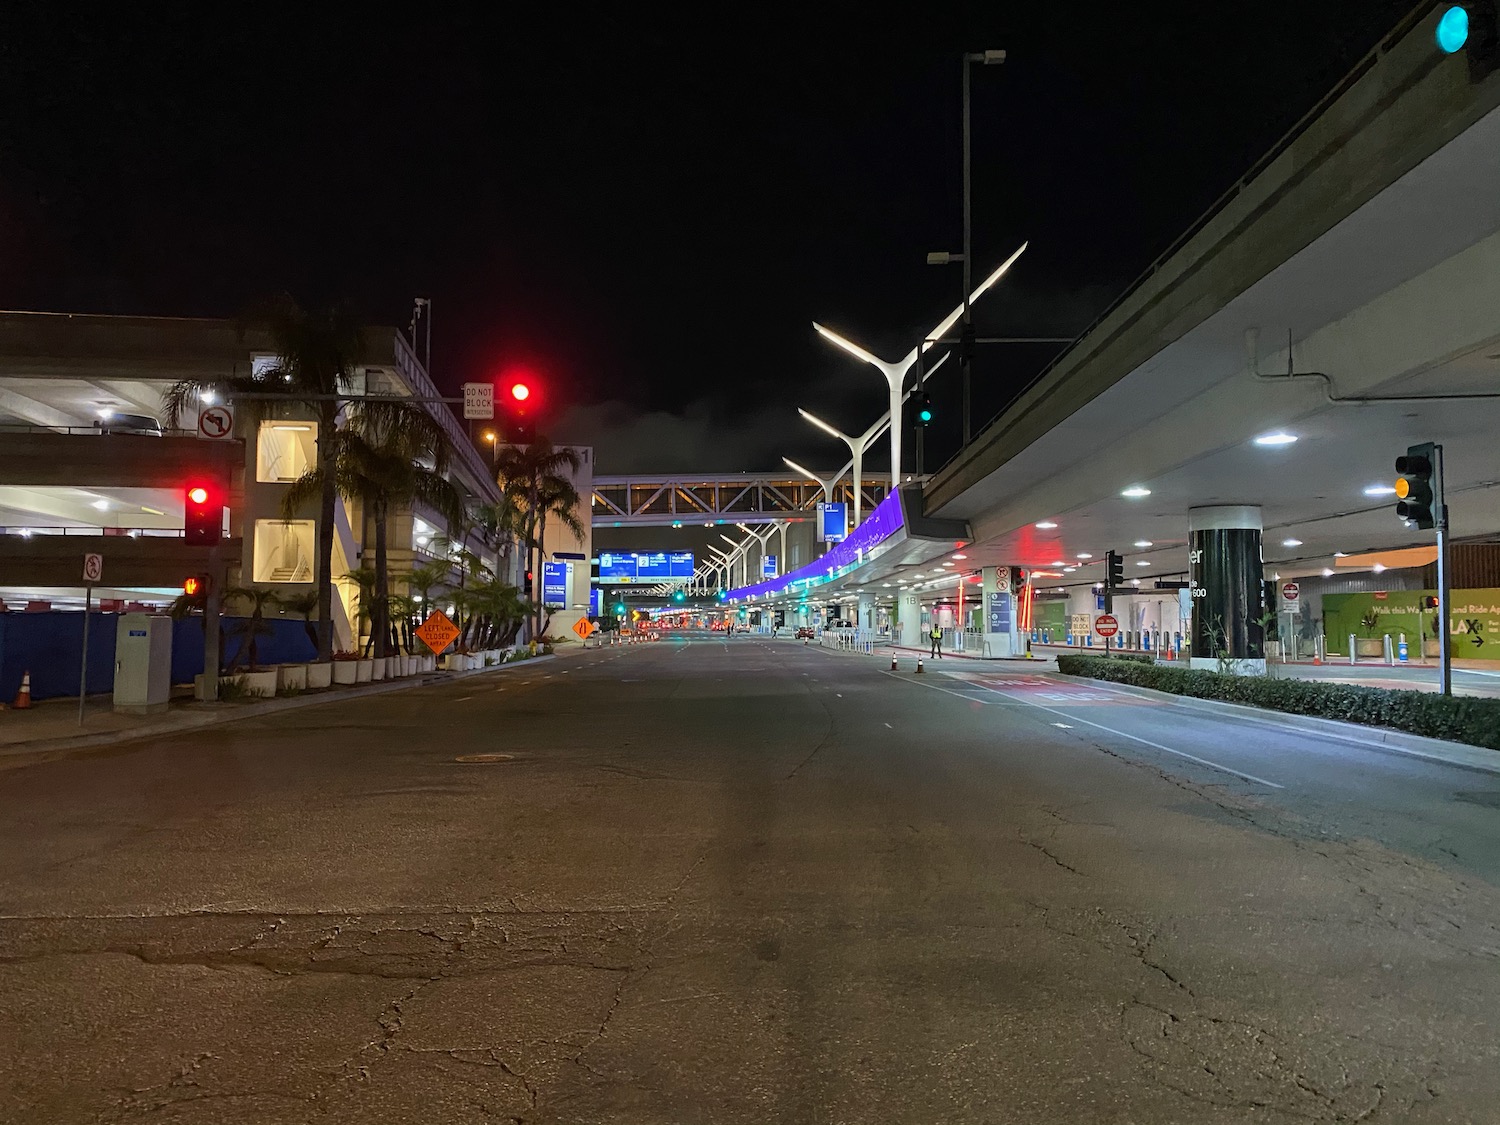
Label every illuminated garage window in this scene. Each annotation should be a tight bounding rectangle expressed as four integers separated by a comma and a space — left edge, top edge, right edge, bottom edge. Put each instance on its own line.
253, 520, 315, 583
257, 420, 318, 483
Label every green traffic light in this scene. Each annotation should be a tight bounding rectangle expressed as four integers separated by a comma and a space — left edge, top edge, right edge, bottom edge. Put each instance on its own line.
919, 408, 933, 422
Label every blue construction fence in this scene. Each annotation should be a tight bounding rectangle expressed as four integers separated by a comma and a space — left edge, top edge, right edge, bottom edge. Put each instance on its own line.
0, 613, 318, 703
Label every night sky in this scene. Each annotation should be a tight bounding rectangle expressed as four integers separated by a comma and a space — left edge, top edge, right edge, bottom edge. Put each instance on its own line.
1, 1, 1415, 475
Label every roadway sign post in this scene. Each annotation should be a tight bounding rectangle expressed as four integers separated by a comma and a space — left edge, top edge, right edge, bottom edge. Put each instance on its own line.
415, 610, 461, 656
196, 404, 235, 440
462, 383, 494, 420
79, 554, 103, 725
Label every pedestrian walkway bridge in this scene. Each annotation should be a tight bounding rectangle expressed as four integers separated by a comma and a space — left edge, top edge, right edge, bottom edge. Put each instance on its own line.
591, 472, 892, 527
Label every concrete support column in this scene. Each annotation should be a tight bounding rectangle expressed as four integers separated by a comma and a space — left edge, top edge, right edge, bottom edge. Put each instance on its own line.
1188, 504, 1266, 672
857, 592, 875, 633
899, 593, 922, 648
980, 566, 1020, 658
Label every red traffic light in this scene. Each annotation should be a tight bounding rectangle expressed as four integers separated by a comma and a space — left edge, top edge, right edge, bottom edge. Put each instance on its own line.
183, 575, 211, 597
184, 481, 223, 545
510, 382, 531, 402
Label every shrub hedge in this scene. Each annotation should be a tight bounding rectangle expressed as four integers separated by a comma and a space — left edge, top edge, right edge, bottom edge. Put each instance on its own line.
1055, 654, 1500, 751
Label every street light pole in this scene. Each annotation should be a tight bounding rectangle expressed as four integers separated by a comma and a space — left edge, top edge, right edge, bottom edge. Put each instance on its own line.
814, 240, 1024, 480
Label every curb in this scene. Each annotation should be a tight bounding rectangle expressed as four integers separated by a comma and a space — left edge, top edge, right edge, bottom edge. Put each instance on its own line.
1070, 676, 1500, 777
0, 654, 559, 760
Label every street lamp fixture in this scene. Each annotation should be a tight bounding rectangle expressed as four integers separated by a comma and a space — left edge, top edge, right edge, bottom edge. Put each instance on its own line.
813, 243, 1025, 479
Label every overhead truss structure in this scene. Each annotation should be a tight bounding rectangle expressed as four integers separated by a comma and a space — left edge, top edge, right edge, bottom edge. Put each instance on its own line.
592, 473, 893, 527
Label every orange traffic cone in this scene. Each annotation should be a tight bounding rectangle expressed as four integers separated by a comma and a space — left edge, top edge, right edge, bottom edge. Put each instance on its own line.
12, 670, 33, 710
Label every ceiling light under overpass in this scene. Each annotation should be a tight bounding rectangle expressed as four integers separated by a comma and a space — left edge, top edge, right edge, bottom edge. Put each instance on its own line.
1364, 484, 1397, 497
1121, 486, 1151, 498
1253, 432, 1297, 447
1282, 538, 1303, 547
1035, 520, 1058, 529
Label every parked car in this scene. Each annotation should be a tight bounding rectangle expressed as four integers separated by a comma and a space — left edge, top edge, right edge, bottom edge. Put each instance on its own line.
94, 412, 164, 436
795, 626, 815, 640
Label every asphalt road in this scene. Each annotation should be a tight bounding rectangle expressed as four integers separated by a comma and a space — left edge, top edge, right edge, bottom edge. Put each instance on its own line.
3, 633, 1499, 1123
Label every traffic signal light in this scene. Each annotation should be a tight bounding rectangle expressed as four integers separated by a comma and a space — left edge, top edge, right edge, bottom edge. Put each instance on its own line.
1106, 550, 1124, 590
1395, 442, 1440, 529
1420, 595, 1440, 610
524, 568, 535, 590
504, 376, 537, 444
184, 481, 223, 545
614, 601, 626, 614
1437, 4, 1499, 80
917, 392, 933, 426
673, 589, 686, 602
183, 574, 210, 598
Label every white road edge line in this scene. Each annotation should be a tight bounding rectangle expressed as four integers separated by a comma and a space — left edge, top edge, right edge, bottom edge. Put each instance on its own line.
980, 684, 1285, 789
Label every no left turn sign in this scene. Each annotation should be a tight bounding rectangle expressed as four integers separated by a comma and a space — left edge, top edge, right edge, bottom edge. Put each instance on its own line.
197, 405, 235, 440
82, 553, 104, 583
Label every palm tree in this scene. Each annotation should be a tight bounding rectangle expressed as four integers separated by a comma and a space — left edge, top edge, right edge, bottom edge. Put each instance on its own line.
284, 401, 463, 659
495, 437, 583, 642
223, 586, 282, 671
163, 297, 364, 660
404, 560, 451, 625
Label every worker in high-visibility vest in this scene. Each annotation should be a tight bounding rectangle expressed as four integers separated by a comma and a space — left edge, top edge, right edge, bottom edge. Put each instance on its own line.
929, 623, 944, 659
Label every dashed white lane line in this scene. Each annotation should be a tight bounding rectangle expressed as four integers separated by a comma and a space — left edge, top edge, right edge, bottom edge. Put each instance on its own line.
454, 696, 473, 702
884, 723, 893, 729
979, 684, 1284, 790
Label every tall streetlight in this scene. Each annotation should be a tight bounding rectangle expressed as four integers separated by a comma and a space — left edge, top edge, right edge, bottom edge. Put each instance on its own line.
814, 242, 1026, 480
928, 49, 1006, 445
782, 456, 852, 507
797, 353, 948, 526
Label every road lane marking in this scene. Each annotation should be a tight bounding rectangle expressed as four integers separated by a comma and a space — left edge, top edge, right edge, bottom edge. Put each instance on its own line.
879, 670, 1022, 705
884, 723, 893, 729
454, 696, 473, 702
981, 684, 1284, 789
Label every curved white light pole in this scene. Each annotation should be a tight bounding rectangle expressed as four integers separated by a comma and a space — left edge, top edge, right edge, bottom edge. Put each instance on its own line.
782, 456, 851, 506
813, 243, 1027, 479
797, 353, 948, 526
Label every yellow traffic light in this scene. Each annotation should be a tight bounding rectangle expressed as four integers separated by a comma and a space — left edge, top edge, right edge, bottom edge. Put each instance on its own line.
1394, 477, 1411, 499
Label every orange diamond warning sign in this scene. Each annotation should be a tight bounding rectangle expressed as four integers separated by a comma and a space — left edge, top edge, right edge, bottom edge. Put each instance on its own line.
572, 617, 595, 640
415, 609, 461, 655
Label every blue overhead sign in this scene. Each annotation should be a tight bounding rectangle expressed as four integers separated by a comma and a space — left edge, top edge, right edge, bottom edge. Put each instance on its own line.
542, 561, 568, 607
817, 502, 848, 543
597, 551, 694, 584
589, 587, 602, 617
762, 555, 777, 578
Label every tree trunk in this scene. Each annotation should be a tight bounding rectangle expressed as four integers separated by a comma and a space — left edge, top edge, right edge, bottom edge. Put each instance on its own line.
373, 499, 389, 660
536, 510, 549, 643
315, 404, 338, 660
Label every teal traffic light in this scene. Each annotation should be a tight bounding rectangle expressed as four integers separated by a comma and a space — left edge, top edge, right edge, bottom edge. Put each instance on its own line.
1438, 5, 1470, 51
917, 392, 933, 426
614, 601, 626, 614
673, 589, 686, 603
1438, 4, 1499, 79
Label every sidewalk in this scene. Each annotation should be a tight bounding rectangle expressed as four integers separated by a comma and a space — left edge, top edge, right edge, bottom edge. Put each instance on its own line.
0, 653, 562, 759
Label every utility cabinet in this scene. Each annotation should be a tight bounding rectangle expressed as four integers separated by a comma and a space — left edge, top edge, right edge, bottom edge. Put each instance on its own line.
114, 614, 172, 714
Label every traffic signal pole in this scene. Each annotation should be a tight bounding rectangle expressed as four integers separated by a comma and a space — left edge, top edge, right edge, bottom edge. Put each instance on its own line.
1436, 444, 1452, 696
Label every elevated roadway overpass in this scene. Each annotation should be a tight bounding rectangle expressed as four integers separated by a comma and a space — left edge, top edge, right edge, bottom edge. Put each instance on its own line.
722, 3, 1500, 666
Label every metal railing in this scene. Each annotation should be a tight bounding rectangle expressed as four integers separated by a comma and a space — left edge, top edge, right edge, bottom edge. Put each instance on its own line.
2, 525, 185, 538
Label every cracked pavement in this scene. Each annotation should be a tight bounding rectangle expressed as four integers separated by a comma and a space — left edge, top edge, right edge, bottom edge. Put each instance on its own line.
2, 635, 1499, 1122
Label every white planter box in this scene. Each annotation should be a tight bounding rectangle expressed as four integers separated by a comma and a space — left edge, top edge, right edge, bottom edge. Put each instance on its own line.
276, 664, 308, 692
236, 670, 277, 698
332, 661, 359, 685
421, 655, 435, 673
356, 659, 374, 683
371, 657, 387, 681
306, 662, 332, 690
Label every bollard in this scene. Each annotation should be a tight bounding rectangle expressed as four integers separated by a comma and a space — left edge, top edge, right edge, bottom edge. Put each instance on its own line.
916, 657, 925, 674
1349, 633, 1357, 665
890, 656, 898, 671
1383, 634, 1394, 665
1398, 633, 1408, 663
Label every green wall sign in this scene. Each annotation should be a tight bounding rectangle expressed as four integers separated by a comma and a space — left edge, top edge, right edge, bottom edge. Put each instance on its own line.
1323, 590, 1500, 660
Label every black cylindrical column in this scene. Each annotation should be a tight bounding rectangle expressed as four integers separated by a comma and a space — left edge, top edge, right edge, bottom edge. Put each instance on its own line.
1188, 505, 1265, 670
